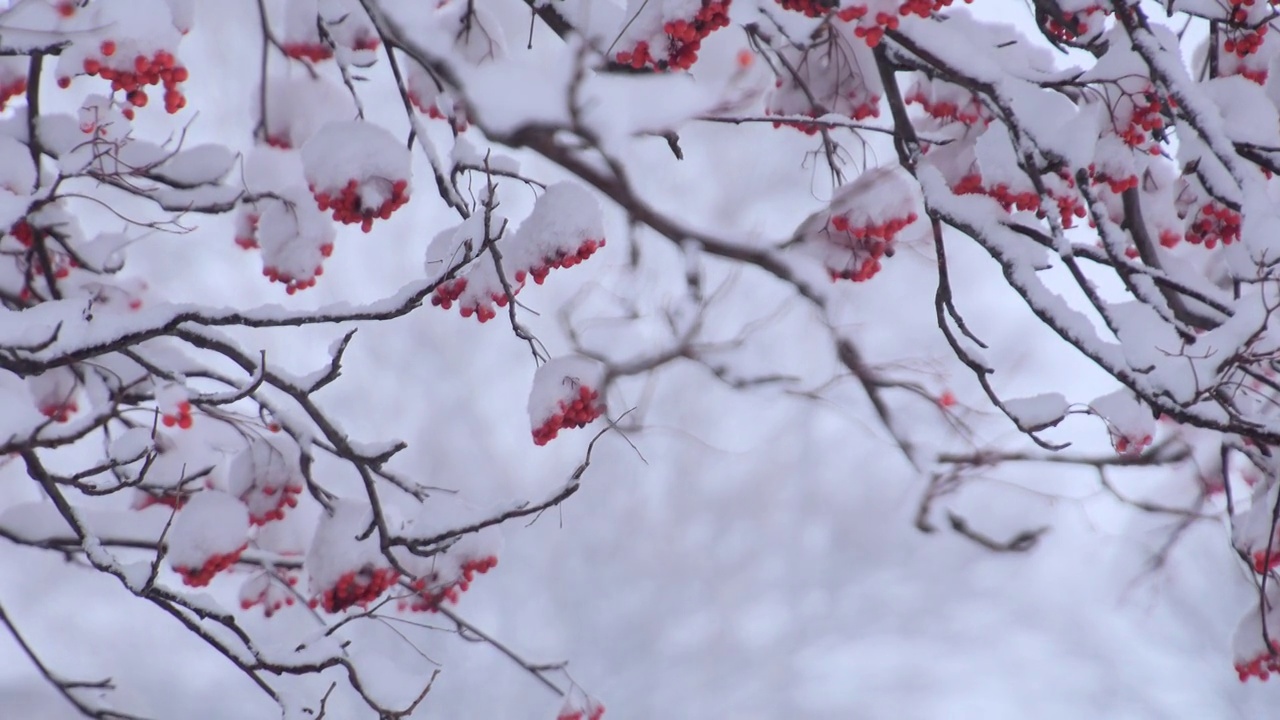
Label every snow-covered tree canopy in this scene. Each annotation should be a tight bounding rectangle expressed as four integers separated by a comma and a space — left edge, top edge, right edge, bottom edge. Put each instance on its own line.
3, 0, 1280, 716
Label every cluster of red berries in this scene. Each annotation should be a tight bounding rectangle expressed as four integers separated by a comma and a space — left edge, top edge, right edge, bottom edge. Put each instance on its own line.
65, 42, 189, 114
311, 178, 409, 233
952, 174, 1040, 213
398, 555, 498, 613
1116, 90, 1168, 155
0, 77, 25, 111
533, 385, 605, 446
557, 704, 606, 720
1112, 432, 1152, 455
1185, 202, 1241, 248
39, 401, 77, 423
1224, 25, 1267, 57
823, 210, 915, 282
1088, 168, 1138, 195
851, 10, 899, 47
1252, 544, 1280, 574
459, 291, 510, 323
235, 213, 259, 250
161, 400, 194, 430
19, 248, 76, 302
241, 482, 302, 526
516, 238, 606, 285
615, 1, 731, 71
9, 219, 33, 247
240, 573, 300, 617
263, 263, 324, 295
311, 567, 400, 613
132, 490, 190, 512
430, 277, 468, 310
175, 544, 248, 587
905, 90, 985, 126
1043, 4, 1105, 42
282, 42, 333, 63
1236, 641, 1280, 682
898, 0, 970, 18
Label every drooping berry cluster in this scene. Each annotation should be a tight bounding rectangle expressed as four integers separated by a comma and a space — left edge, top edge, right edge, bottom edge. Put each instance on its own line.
240, 572, 300, 617
40, 401, 78, 423
1114, 88, 1169, 155
906, 86, 987, 126
615, 1, 731, 71
161, 400, 194, 429
431, 277, 468, 310
516, 238, 605, 285
952, 174, 1041, 213
241, 481, 302, 526
398, 555, 498, 613
263, 263, 324, 295
174, 544, 248, 587
234, 212, 260, 250
1237, 642, 1280, 682
1185, 202, 1241, 248
311, 178, 409, 233
0, 76, 25, 111
1042, 4, 1106, 42
282, 42, 333, 63
823, 211, 915, 282
557, 699, 606, 720
311, 567, 401, 613
68, 42, 190, 114
1112, 432, 1152, 456
532, 385, 605, 446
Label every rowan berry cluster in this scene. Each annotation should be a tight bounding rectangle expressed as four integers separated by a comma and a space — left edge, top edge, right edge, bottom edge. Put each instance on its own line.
1184, 202, 1241, 248
1223, 25, 1267, 58
398, 555, 498, 612
1042, 4, 1105, 42
282, 43, 333, 63
175, 544, 248, 587
1116, 89, 1168, 155
234, 213, 259, 250
40, 401, 78, 423
161, 400, 194, 430
311, 178, 409, 233
311, 567, 400, 613
1088, 168, 1138, 195
263, 264, 323, 295
240, 572, 300, 617
615, 1, 731, 71
459, 292, 509, 323
1236, 642, 1280, 682
851, 10, 899, 47
0, 77, 25, 111
557, 699, 606, 720
905, 88, 986, 126
430, 277, 468, 310
241, 482, 302, 526
952, 174, 1040, 213
532, 385, 605, 446
68, 42, 189, 114
1112, 432, 1152, 455
515, 238, 605, 285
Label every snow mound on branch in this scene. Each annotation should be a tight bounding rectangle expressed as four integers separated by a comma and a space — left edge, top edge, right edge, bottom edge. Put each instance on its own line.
167, 490, 250, 584
151, 144, 236, 187
1004, 393, 1069, 433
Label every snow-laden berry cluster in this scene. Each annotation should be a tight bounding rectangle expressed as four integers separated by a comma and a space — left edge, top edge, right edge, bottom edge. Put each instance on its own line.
426, 183, 607, 323
168, 491, 251, 587
613, 0, 732, 71
528, 357, 607, 446
794, 166, 921, 282
302, 121, 412, 233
